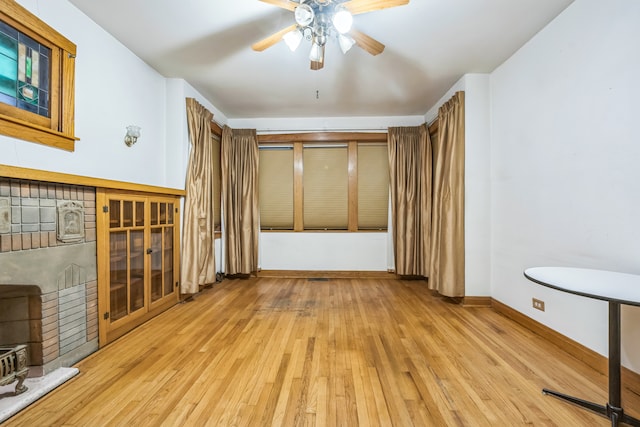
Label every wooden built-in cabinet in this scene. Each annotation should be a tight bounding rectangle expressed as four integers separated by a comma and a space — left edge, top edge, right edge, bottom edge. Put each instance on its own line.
97, 190, 181, 346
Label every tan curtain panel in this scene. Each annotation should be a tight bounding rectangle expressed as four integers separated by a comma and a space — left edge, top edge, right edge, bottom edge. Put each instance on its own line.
221, 126, 260, 275
430, 91, 465, 297
388, 125, 432, 276
181, 98, 216, 294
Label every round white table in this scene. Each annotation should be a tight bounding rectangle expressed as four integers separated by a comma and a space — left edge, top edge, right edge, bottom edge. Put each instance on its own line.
524, 267, 640, 427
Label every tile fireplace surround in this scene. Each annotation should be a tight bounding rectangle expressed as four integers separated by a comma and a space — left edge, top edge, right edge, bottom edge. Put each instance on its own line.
0, 178, 98, 377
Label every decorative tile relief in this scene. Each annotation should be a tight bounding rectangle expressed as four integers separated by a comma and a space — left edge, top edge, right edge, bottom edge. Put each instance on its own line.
57, 201, 84, 243
57, 264, 87, 290
0, 197, 10, 233
58, 284, 87, 356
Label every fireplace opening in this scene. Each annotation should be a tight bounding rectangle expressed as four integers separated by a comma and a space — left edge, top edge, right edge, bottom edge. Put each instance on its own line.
0, 285, 43, 368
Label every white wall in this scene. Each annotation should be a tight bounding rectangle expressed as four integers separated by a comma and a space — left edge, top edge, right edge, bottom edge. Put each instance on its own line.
260, 232, 388, 271
490, 0, 640, 372
1, 0, 165, 186
1, 1, 219, 191
228, 116, 424, 133
425, 74, 492, 297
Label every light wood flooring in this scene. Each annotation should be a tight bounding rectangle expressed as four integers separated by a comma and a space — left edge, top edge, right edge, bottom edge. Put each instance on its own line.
4, 277, 639, 426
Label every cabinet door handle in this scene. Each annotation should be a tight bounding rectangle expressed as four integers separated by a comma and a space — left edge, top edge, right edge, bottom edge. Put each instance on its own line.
146, 248, 153, 254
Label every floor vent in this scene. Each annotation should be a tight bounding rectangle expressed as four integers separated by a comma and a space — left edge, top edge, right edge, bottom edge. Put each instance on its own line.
307, 278, 330, 282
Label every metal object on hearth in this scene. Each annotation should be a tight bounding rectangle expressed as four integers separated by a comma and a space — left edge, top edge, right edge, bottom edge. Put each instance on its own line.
0, 344, 29, 396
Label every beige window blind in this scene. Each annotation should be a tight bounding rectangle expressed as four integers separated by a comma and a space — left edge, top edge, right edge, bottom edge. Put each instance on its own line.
303, 145, 348, 230
358, 143, 389, 229
212, 134, 222, 229
259, 146, 294, 229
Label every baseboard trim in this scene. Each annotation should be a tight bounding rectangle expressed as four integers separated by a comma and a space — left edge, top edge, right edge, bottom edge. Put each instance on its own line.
256, 270, 401, 280
491, 298, 640, 395
462, 296, 492, 307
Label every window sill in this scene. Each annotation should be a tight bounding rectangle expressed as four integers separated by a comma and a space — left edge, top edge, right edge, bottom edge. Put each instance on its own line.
260, 229, 388, 233
0, 115, 79, 151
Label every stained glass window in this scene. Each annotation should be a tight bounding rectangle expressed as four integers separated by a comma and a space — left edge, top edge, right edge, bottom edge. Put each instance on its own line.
0, 21, 50, 118
0, 0, 77, 150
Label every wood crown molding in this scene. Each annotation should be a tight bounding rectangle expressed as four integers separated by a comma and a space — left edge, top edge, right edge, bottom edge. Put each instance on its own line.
0, 164, 185, 196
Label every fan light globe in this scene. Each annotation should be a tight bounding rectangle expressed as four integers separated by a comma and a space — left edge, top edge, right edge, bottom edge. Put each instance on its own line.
309, 42, 322, 62
283, 29, 303, 51
338, 34, 355, 54
332, 9, 353, 34
294, 4, 315, 27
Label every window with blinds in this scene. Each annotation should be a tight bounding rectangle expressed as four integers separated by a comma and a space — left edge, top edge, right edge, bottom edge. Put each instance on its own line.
357, 143, 389, 229
258, 137, 389, 232
303, 145, 348, 230
259, 146, 294, 229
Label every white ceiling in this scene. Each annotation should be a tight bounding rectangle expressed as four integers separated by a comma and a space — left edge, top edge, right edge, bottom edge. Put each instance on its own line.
67, 0, 574, 119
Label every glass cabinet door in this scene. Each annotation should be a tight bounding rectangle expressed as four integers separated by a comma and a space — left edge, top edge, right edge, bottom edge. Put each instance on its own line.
99, 190, 180, 346
108, 198, 146, 322
109, 231, 127, 321
150, 201, 175, 303
129, 229, 145, 313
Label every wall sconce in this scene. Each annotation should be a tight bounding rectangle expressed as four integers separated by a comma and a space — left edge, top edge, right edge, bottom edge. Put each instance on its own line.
124, 125, 141, 147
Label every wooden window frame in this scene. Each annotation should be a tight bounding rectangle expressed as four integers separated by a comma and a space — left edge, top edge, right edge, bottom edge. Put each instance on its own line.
302, 142, 350, 231
211, 132, 222, 232
0, 1, 78, 151
211, 122, 223, 238
356, 142, 390, 231
258, 132, 388, 233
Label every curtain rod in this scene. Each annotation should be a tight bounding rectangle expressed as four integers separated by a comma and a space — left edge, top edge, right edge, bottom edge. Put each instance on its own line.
217, 124, 436, 134
256, 128, 390, 134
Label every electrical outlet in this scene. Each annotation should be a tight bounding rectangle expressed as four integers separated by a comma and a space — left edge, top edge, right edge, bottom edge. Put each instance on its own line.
532, 298, 545, 311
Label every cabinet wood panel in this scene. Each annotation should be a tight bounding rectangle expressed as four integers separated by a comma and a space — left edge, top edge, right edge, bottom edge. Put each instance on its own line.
97, 190, 180, 346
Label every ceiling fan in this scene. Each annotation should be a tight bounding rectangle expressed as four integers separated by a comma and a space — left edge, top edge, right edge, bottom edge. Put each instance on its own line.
252, 0, 409, 70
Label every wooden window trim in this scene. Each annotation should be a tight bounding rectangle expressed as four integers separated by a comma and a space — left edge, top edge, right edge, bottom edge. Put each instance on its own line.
347, 141, 358, 232
258, 132, 387, 144
428, 120, 438, 138
293, 143, 304, 232
258, 132, 388, 233
211, 121, 223, 136
259, 229, 387, 233
0, 1, 78, 151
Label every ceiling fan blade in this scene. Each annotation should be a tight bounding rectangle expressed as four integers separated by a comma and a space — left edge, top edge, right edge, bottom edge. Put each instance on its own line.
350, 29, 385, 55
342, 0, 409, 15
252, 24, 298, 51
258, 0, 298, 11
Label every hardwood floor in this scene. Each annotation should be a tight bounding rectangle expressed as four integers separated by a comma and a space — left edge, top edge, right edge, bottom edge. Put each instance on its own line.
5, 277, 638, 426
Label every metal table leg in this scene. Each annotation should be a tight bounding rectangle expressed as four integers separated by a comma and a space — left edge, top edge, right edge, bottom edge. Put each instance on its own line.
542, 302, 640, 426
